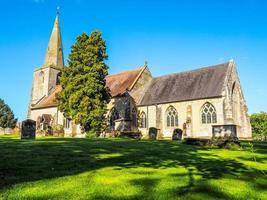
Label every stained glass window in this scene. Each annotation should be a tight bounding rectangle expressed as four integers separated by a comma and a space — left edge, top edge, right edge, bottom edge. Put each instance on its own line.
140, 112, 146, 128
109, 108, 119, 130
201, 103, 217, 124
166, 106, 178, 128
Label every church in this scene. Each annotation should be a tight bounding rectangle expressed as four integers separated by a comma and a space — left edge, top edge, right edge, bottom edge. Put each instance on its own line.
28, 15, 252, 139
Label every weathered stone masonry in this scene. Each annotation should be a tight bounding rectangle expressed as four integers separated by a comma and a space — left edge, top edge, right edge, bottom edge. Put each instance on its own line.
28, 15, 252, 139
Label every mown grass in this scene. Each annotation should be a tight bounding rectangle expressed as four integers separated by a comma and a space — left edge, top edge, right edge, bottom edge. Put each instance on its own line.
0, 135, 266, 200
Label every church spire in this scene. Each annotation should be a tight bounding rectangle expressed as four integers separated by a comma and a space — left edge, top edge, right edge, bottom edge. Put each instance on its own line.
43, 14, 64, 69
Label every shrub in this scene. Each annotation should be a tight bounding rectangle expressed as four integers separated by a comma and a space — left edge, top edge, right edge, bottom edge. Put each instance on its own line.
105, 131, 120, 138
183, 138, 211, 146
52, 125, 64, 137
119, 131, 142, 140
210, 135, 240, 149
45, 126, 53, 136
184, 136, 241, 149
36, 130, 46, 137
86, 130, 98, 139
250, 112, 267, 141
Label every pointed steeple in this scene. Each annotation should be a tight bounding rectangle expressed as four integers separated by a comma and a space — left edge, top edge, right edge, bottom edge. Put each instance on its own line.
43, 14, 64, 69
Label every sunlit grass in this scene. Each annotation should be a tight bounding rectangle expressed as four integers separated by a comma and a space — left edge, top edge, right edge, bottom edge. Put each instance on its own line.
0, 135, 266, 200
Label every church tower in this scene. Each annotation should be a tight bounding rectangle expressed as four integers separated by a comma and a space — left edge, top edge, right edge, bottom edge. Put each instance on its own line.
30, 15, 64, 106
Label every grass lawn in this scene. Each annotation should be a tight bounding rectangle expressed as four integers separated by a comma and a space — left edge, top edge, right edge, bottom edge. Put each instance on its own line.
0, 135, 266, 200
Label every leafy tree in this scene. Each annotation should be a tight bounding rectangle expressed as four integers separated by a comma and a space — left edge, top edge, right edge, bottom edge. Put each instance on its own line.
57, 32, 110, 136
250, 112, 267, 140
0, 99, 17, 129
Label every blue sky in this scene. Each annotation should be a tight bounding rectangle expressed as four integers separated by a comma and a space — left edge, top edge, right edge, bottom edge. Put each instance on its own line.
0, 0, 266, 120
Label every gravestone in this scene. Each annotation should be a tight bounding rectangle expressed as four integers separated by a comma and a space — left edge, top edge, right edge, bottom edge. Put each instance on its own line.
21, 119, 36, 139
149, 127, 158, 140
172, 129, 183, 140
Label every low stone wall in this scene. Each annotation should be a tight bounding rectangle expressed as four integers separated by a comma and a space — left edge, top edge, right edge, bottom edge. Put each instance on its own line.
0, 127, 14, 135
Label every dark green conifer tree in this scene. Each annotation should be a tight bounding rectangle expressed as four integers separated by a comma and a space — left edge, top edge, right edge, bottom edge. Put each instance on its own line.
57, 32, 110, 136
0, 99, 17, 129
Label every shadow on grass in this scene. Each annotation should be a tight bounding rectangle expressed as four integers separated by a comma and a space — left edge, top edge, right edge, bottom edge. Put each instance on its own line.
0, 137, 266, 199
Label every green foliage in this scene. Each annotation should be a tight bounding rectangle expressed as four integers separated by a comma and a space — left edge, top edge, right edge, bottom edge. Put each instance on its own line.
210, 136, 240, 149
52, 124, 64, 137
250, 112, 267, 140
247, 142, 266, 176
0, 98, 17, 129
57, 32, 110, 136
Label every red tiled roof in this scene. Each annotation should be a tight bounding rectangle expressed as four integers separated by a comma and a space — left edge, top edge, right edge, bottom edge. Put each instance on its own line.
105, 67, 144, 97
32, 67, 144, 109
32, 86, 61, 109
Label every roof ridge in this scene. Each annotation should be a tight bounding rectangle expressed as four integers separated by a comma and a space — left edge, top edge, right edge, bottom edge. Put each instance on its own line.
107, 66, 144, 77
139, 61, 230, 106
128, 66, 148, 91
153, 62, 230, 80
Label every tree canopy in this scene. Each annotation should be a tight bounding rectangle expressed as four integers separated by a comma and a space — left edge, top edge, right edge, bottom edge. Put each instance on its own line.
0, 98, 17, 129
57, 31, 110, 135
250, 112, 267, 140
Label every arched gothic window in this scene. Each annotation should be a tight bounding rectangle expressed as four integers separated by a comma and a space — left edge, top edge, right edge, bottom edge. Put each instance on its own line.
109, 108, 119, 130
166, 106, 178, 128
132, 107, 137, 127
201, 103, 217, 124
140, 112, 147, 128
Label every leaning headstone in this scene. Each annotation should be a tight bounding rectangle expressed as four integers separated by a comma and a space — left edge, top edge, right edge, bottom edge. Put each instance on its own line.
21, 119, 36, 139
149, 127, 158, 140
172, 129, 183, 140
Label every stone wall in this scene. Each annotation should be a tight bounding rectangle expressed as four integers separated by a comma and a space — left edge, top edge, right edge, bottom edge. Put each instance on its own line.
0, 127, 14, 135
138, 97, 225, 138
30, 107, 61, 124
137, 61, 252, 139
64, 122, 83, 137
222, 60, 252, 138
30, 107, 84, 137
106, 95, 136, 132
31, 67, 61, 106
130, 67, 153, 104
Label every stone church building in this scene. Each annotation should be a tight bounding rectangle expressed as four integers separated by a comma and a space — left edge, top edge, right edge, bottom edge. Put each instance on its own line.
28, 15, 252, 139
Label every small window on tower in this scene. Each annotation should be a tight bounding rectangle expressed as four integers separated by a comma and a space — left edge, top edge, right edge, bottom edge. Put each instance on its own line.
232, 82, 236, 96
56, 72, 62, 85
39, 71, 44, 83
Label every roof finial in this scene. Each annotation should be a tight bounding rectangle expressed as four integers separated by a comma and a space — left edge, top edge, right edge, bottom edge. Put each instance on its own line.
229, 58, 234, 63
144, 61, 148, 67
56, 6, 60, 15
